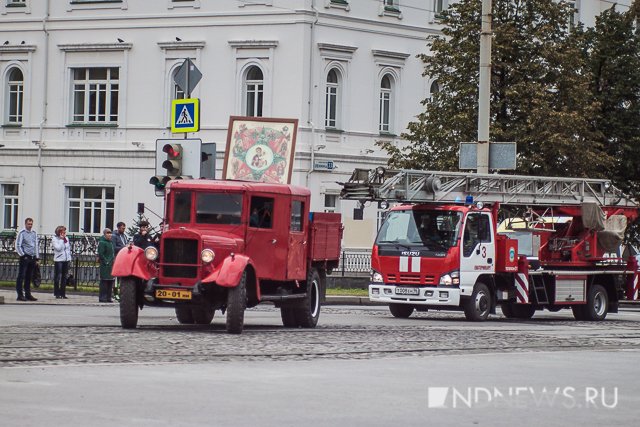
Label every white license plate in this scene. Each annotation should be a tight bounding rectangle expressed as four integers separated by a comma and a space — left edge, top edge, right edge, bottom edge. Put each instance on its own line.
395, 287, 420, 296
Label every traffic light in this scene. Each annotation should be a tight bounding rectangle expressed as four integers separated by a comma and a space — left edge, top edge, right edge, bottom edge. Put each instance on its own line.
162, 143, 183, 177
149, 175, 171, 190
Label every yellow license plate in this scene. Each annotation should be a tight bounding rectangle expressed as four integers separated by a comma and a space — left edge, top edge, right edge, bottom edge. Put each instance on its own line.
155, 289, 192, 300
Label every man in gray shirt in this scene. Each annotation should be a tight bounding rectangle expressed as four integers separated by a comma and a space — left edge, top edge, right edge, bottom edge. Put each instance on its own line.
112, 221, 129, 255
15, 217, 39, 301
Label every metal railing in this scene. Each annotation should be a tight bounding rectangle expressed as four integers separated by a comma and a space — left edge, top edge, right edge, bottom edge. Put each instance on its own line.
0, 233, 372, 286
0, 233, 101, 289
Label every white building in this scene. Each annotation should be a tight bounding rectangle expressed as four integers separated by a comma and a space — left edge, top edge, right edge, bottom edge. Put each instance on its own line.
0, 0, 631, 250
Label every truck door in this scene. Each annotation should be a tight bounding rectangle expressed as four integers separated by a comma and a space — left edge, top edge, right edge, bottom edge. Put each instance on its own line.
246, 195, 288, 281
460, 212, 495, 287
287, 198, 307, 280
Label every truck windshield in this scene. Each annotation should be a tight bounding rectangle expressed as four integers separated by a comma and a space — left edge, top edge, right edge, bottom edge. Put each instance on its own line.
195, 193, 243, 225
376, 210, 462, 251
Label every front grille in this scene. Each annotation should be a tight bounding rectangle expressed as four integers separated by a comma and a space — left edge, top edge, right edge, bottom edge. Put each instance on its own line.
387, 274, 436, 285
162, 238, 198, 278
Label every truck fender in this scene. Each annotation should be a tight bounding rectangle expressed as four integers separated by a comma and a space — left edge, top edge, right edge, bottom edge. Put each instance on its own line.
111, 245, 153, 281
202, 254, 252, 287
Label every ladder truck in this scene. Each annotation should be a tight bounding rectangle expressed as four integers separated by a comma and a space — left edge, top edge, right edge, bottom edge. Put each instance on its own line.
340, 168, 640, 321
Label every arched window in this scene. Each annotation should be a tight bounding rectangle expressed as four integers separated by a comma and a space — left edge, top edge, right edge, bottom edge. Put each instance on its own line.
244, 65, 263, 117
172, 68, 185, 101
430, 80, 440, 98
6, 67, 24, 124
379, 74, 393, 133
325, 68, 340, 128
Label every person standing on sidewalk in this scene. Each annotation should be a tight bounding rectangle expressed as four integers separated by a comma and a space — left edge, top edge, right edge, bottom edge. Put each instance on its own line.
52, 225, 71, 299
97, 228, 115, 303
15, 217, 39, 302
112, 221, 129, 255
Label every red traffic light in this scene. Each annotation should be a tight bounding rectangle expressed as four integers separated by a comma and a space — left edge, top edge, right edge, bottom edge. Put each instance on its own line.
162, 144, 182, 159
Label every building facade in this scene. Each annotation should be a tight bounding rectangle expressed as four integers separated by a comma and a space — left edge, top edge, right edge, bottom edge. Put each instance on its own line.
0, 0, 631, 250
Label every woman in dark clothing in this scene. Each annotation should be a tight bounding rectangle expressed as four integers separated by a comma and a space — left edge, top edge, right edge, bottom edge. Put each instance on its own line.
97, 228, 115, 303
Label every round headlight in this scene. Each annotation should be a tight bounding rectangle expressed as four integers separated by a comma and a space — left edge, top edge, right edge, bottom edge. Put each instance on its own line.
370, 270, 384, 283
144, 246, 158, 261
201, 249, 215, 264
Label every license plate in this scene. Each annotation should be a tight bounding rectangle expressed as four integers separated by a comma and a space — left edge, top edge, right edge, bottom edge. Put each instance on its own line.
155, 289, 192, 300
395, 287, 420, 296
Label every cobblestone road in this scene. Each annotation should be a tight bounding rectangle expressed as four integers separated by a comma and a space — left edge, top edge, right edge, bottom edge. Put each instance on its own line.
2, 304, 640, 367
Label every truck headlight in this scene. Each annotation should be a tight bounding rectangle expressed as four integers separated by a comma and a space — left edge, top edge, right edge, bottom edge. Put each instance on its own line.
201, 249, 215, 264
439, 270, 460, 286
370, 269, 384, 283
144, 246, 158, 261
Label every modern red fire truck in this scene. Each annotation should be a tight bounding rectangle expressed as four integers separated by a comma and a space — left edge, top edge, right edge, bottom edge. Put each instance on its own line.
341, 168, 640, 321
112, 179, 342, 334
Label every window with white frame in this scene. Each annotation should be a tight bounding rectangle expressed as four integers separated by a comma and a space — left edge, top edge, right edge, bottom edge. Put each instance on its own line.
244, 65, 264, 117
383, 0, 398, 11
325, 68, 341, 129
323, 193, 339, 213
434, 0, 448, 15
379, 74, 393, 133
567, 1, 579, 30
71, 67, 119, 124
67, 186, 114, 234
7, 0, 26, 6
1, 184, 19, 230
168, 67, 186, 125
5, 67, 24, 125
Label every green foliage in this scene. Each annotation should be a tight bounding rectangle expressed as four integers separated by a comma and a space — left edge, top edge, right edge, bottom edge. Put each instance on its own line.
384, 0, 640, 180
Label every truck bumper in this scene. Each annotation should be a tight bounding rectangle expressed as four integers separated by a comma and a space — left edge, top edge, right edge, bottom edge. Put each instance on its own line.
369, 284, 460, 306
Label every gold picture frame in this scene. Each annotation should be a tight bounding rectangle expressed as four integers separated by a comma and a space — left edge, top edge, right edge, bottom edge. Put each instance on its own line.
223, 116, 298, 184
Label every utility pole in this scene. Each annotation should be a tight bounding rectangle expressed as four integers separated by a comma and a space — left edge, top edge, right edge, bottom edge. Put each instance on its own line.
477, 0, 492, 174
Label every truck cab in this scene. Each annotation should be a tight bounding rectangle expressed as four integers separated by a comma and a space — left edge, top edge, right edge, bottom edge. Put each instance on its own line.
113, 179, 342, 333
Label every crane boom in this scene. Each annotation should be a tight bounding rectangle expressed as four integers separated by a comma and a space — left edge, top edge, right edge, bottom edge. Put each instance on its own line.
339, 168, 638, 207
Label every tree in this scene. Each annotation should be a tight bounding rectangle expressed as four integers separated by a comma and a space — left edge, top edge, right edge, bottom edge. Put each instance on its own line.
382, 0, 612, 177
587, 3, 640, 197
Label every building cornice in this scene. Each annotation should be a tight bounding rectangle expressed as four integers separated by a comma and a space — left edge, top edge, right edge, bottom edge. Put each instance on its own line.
371, 49, 410, 60
157, 41, 206, 50
0, 44, 37, 53
58, 42, 133, 52
228, 40, 279, 49
317, 43, 358, 54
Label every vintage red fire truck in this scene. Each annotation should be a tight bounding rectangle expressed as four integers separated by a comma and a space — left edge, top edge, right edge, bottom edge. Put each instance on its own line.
112, 179, 342, 333
341, 168, 640, 321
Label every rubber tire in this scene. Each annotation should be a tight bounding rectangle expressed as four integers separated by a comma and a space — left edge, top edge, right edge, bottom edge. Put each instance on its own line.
583, 284, 608, 321
500, 303, 535, 319
463, 282, 491, 321
175, 306, 195, 324
294, 268, 321, 328
389, 303, 414, 318
119, 277, 139, 329
280, 306, 298, 327
192, 304, 215, 325
226, 271, 247, 334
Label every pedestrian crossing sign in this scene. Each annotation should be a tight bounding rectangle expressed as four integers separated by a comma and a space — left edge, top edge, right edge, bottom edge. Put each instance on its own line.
171, 98, 200, 133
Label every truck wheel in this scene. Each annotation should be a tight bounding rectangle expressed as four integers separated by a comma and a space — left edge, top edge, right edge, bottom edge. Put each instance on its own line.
500, 303, 535, 319
226, 271, 247, 334
192, 304, 215, 325
583, 284, 608, 321
463, 282, 491, 321
175, 306, 194, 324
294, 268, 321, 328
119, 277, 139, 329
280, 306, 298, 327
389, 303, 414, 318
